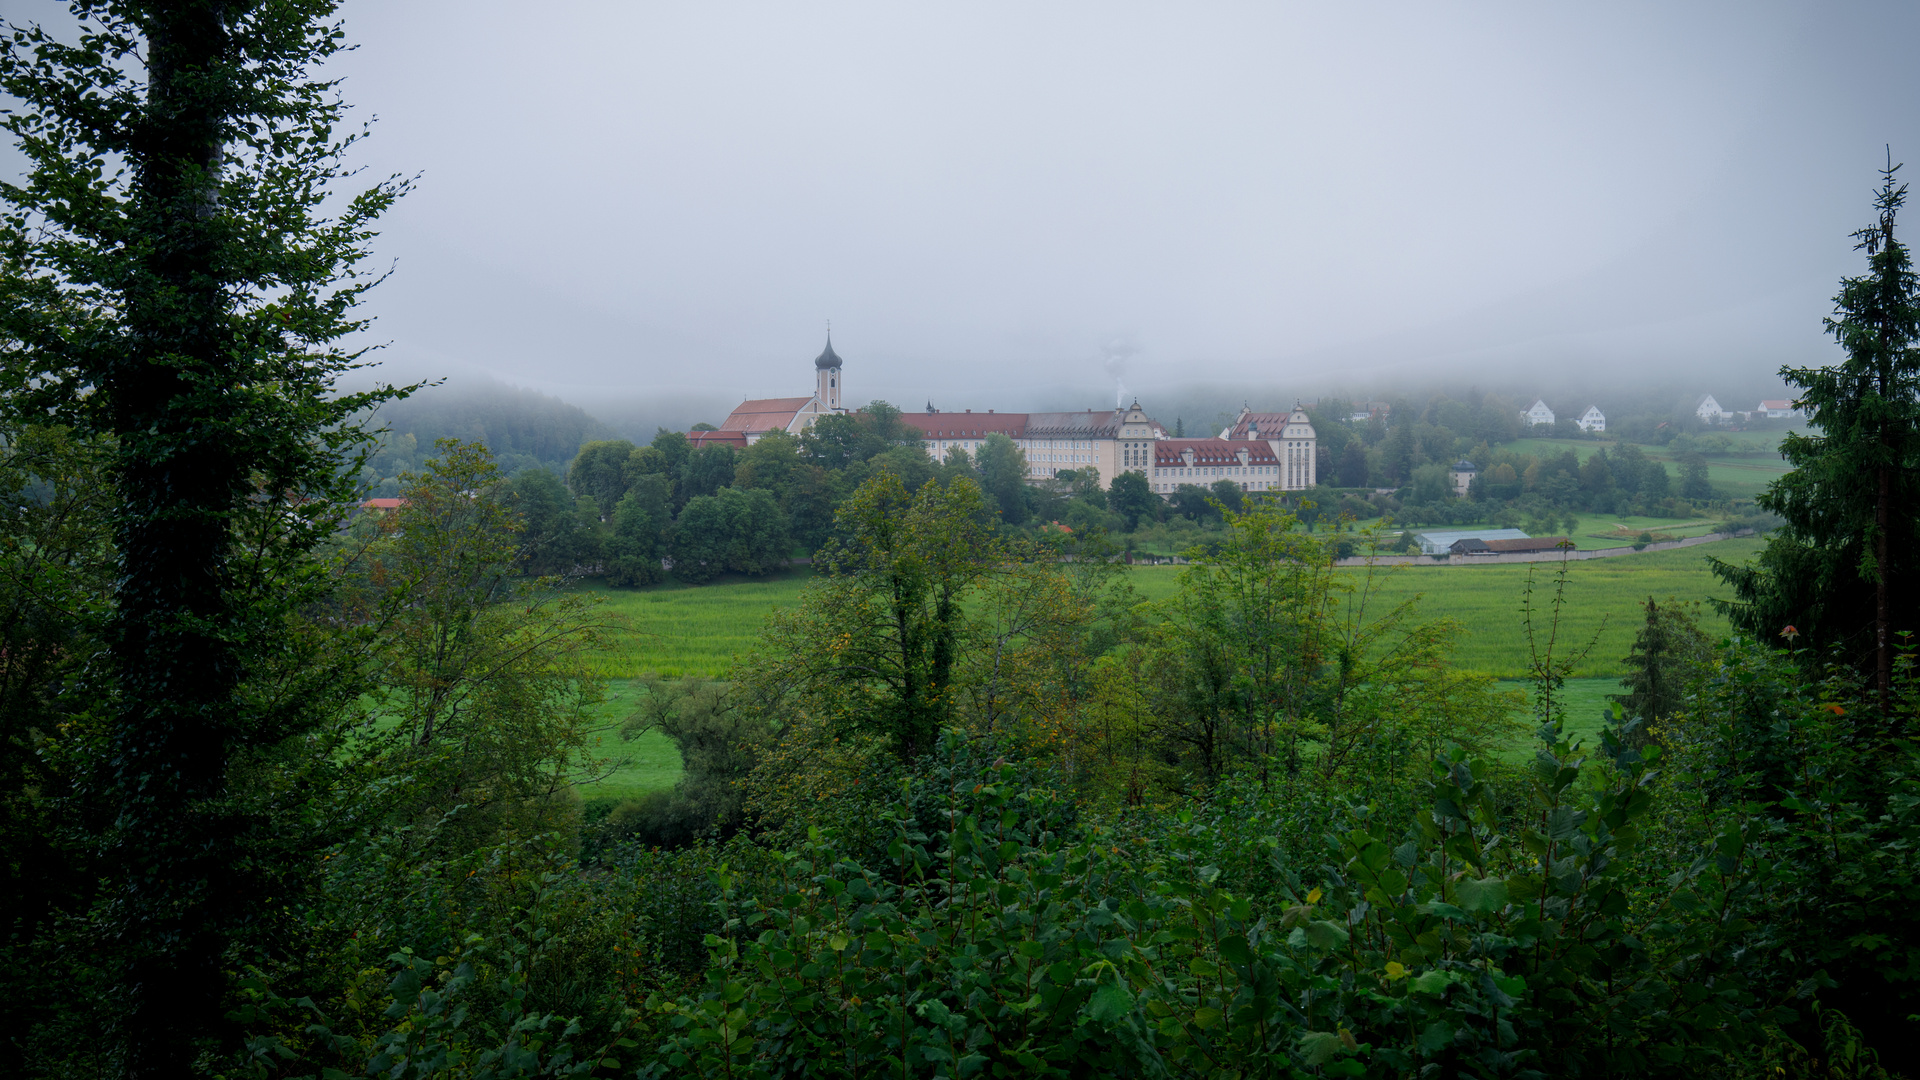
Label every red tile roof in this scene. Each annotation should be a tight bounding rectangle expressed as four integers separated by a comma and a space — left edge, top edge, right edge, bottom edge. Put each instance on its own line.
719, 397, 815, 433
1481, 536, 1570, 553
1025, 409, 1128, 438
1223, 412, 1301, 439
361, 497, 407, 509
897, 411, 1031, 438
900, 407, 1165, 441
1153, 438, 1279, 466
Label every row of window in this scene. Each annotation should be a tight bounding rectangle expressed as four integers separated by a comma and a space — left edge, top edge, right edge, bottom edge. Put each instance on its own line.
1149, 464, 1276, 476
1156, 481, 1275, 492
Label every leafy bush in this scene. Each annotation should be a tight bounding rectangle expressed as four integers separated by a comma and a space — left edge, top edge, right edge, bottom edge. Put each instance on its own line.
670, 487, 791, 583
641, 725, 1775, 1078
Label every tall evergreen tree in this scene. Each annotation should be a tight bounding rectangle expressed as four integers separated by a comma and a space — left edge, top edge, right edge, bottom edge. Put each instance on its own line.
1714, 158, 1920, 702
1337, 440, 1370, 488
1608, 598, 1713, 745
1, 3, 406, 1072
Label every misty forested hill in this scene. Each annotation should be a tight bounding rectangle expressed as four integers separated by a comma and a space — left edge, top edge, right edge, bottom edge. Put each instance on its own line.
358, 381, 612, 494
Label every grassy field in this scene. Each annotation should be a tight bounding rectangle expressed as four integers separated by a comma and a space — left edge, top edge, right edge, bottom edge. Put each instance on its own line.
575, 569, 816, 679
1504, 435, 1795, 501
579, 677, 685, 799
1561, 515, 1724, 550
1125, 512, 1727, 557
1120, 537, 1761, 678
577, 536, 1764, 684
571, 534, 1762, 797
1494, 677, 1618, 758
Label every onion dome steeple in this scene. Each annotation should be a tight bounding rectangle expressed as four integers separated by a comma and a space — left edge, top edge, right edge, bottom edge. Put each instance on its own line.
814, 333, 843, 370
814, 327, 845, 411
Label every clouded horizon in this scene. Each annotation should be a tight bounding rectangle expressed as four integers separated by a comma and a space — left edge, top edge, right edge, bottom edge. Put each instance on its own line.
317, 1, 1920, 415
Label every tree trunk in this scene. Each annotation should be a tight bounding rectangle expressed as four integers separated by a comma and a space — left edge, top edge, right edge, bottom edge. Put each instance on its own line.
110, 7, 245, 1077
1877, 461, 1892, 711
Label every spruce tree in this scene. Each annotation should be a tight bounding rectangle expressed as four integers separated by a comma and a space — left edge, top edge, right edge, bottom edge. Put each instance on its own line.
1, 3, 406, 1071
1713, 157, 1920, 704
1609, 597, 1713, 743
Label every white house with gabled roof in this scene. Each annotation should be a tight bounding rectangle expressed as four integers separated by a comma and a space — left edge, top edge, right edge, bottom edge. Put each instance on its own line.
1695, 394, 1727, 423
1520, 399, 1555, 427
1576, 405, 1605, 432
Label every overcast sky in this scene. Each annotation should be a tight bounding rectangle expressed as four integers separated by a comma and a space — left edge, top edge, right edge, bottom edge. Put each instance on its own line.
313, 1, 1919, 414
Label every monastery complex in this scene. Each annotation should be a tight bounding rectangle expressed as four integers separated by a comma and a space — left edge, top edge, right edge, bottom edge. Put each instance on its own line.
688, 337, 1317, 497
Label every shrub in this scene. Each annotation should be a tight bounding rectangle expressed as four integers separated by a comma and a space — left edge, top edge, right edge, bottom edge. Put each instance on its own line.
642, 726, 1773, 1077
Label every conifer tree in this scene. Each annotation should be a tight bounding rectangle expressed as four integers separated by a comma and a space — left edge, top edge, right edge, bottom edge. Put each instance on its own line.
1, 3, 405, 1071
1609, 597, 1713, 744
1714, 157, 1920, 704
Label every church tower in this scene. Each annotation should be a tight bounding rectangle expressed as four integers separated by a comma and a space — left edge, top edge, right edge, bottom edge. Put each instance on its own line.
814, 334, 843, 412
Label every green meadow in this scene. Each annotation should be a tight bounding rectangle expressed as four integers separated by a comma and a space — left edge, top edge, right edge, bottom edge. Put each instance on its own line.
1122, 537, 1760, 678
577, 537, 1763, 683
1559, 514, 1724, 550
576, 534, 1758, 676
574, 569, 816, 680
1495, 677, 1620, 758
572, 536, 1764, 794
577, 678, 685, 801
1429, 511, 1726, 551
1503, 434, 1796, 501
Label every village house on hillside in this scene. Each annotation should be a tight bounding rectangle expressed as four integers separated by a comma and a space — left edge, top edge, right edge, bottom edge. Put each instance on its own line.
1520, 399, 1555, 427
1448, 460, 1476, 497
1756, 398, 1800, 418
695, 340, 1318, 497
1576, 405, 1605, 432
1696, 394, 1727, 423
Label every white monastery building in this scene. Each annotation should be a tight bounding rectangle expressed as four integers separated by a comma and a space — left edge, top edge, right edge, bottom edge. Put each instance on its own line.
1576, 406, 1606, 433
908, 401, 1317, 494
693, 339, 1318, 496
1520, 399, 1556, 427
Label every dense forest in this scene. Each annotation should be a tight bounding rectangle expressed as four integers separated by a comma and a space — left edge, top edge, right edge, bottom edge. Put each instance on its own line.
3, 5, 1918, 1079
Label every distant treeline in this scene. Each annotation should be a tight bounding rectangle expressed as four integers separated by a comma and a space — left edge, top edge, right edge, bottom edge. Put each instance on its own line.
358, 381, 611, 494
514, 403, 1034, 585
367, 382, 1774, 583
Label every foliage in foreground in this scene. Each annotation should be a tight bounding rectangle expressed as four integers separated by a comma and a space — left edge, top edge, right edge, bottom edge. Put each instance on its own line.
5, 438, 1918, 1076
639, 713, 1781, 1080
